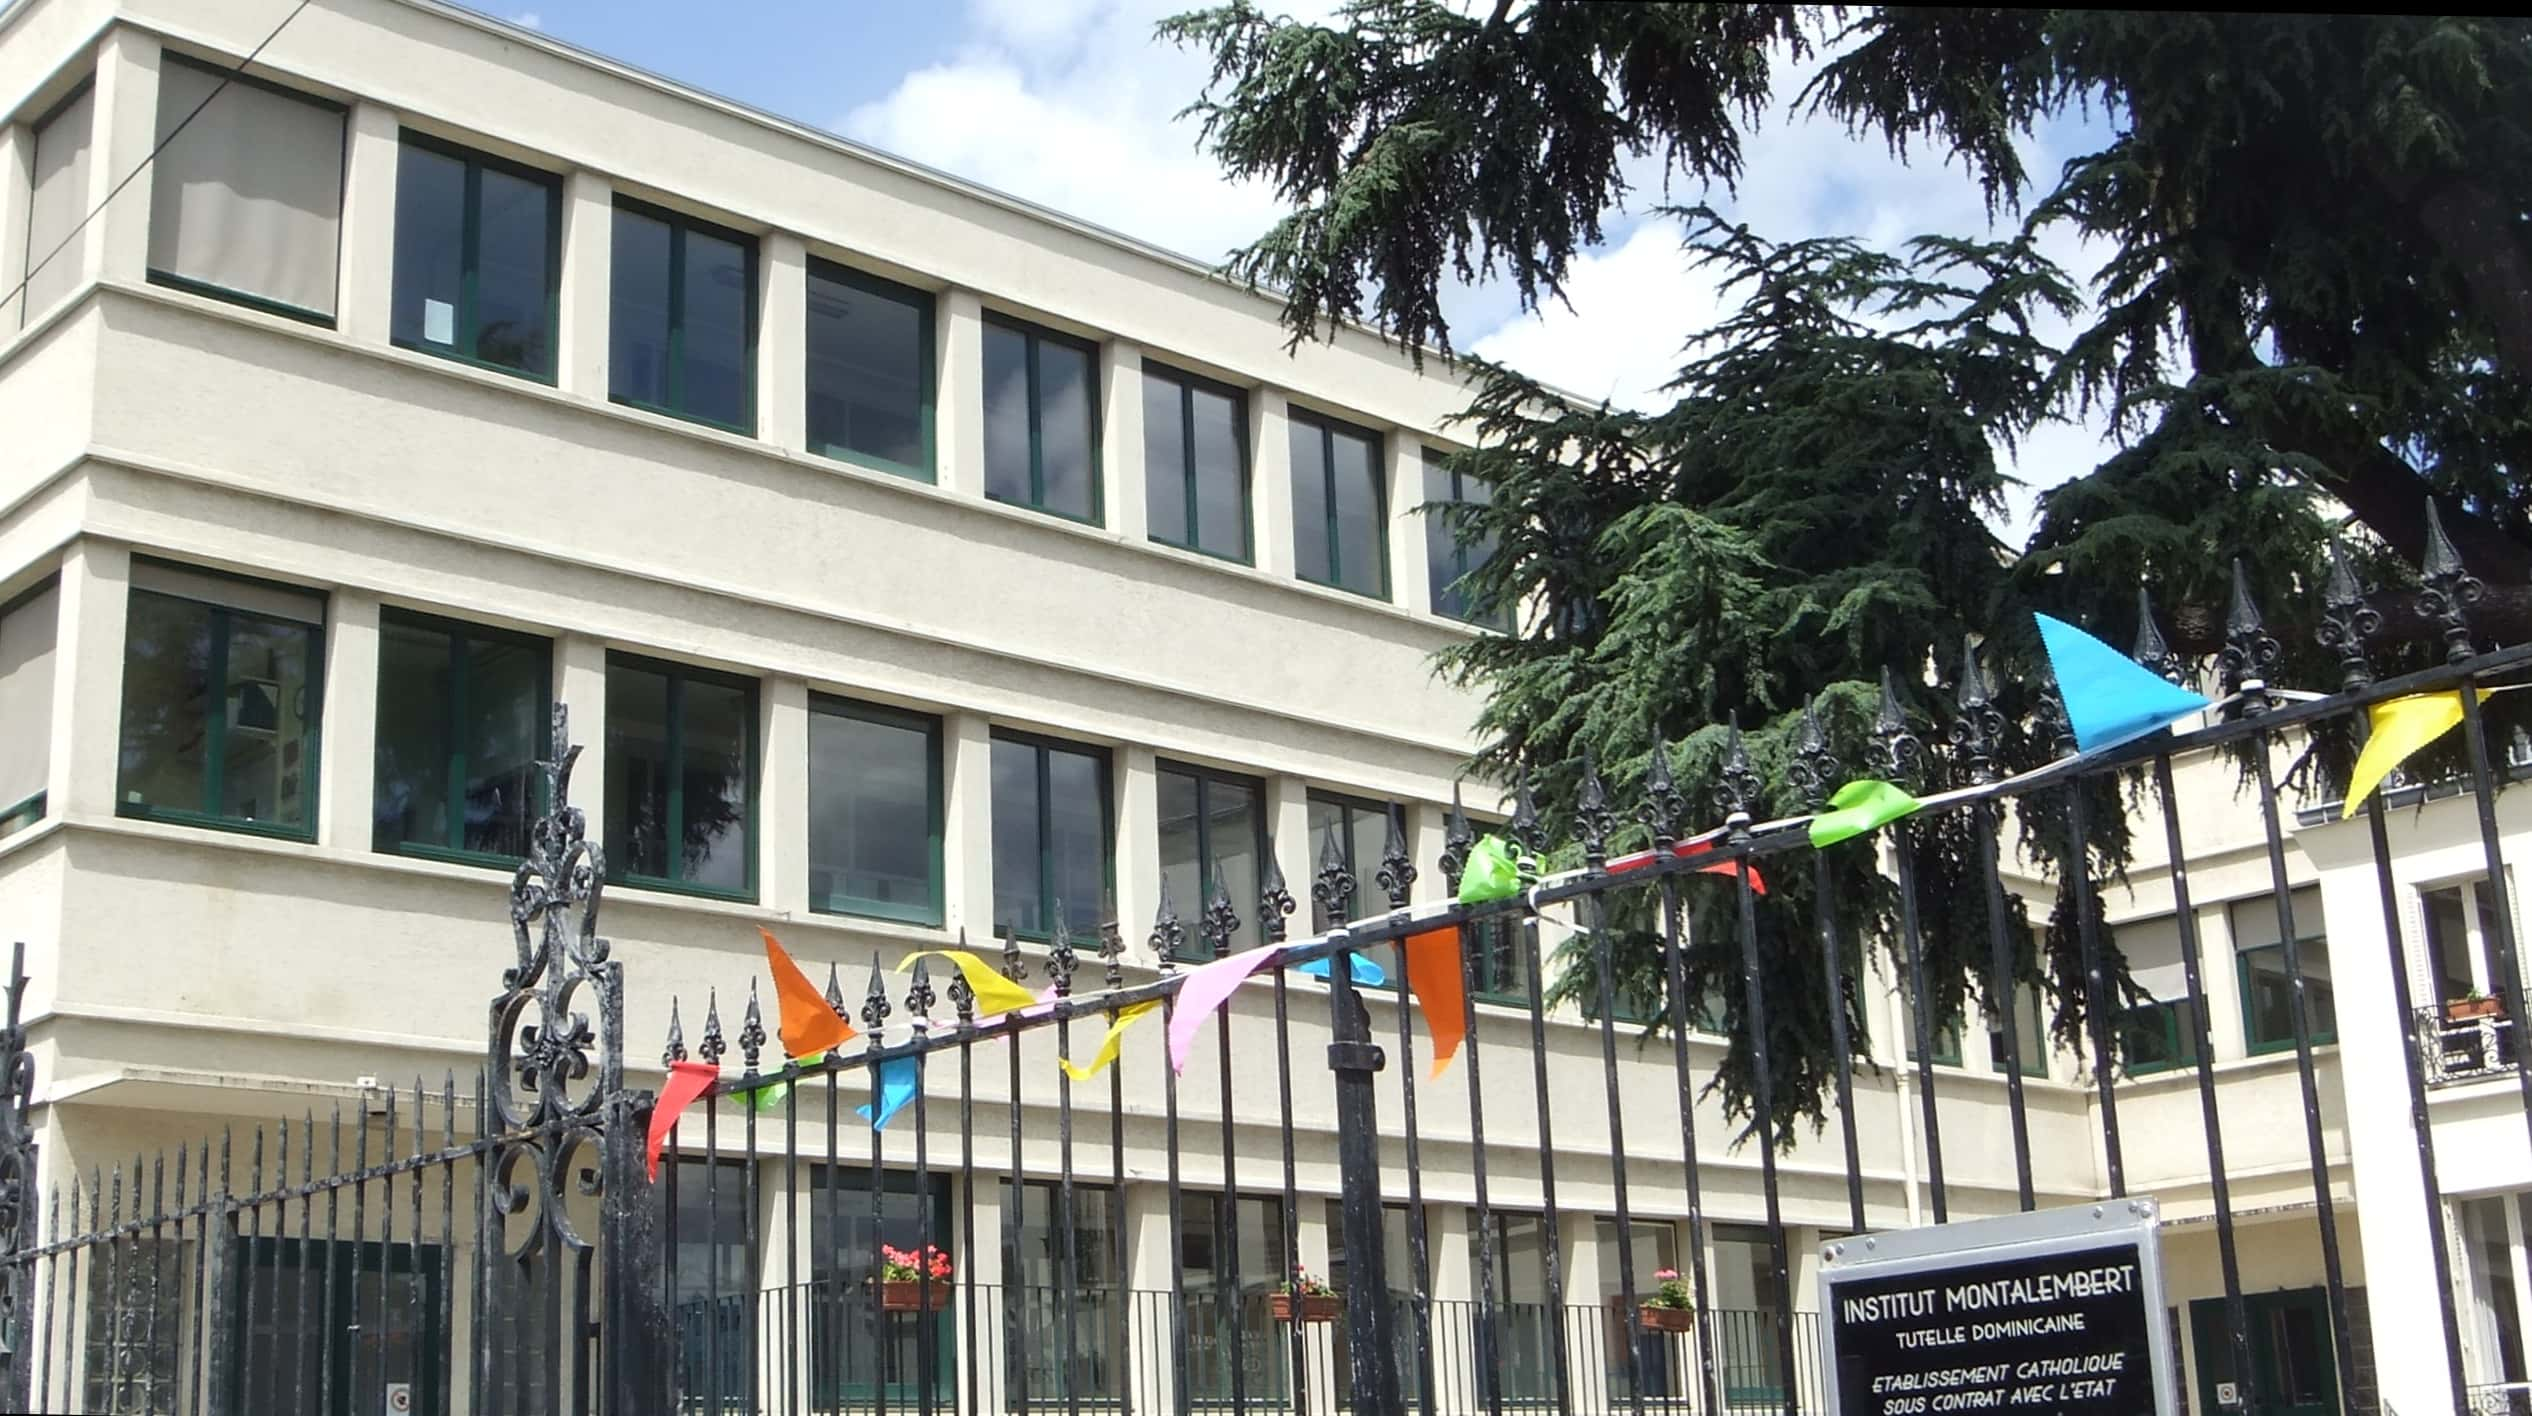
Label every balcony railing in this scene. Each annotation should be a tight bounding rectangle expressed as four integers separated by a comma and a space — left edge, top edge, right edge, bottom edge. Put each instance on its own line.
670, 1283, 1823, 1413
2420, 1003, 2518, 1087
2469, 1381, 2532, 1415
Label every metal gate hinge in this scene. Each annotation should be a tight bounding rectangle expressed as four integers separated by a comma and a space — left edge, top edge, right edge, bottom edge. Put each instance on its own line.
1327, 1040, 1386, 1075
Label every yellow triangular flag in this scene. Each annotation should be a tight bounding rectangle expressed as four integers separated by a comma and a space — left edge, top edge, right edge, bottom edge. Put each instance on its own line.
2343, 692, 2467, 819
899, 949, 1039, 1017
1059, 1000, 1163, 1082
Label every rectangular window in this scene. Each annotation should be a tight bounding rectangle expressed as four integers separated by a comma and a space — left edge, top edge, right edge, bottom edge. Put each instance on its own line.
1422, 449, 1506, 626
808, 697, 942, 924
983, 317, 1101, 523
603, 655, 756, 898
1711, 1222, 1791, 1403
1160, 763, 1266, 959
117, 564, 323, 838
1597, 1217, 1684, 1400
1306, 792, 1394, 933
21, 83, 93, 322
2113, 914, 2198, 1075
1900, 991, 1965, 1068
0, 581, 58, 840
806, 260, 934, 479
991, 732, 1111, 941
2233, 886, 2335, 1053
807, 1164, 954, 1406
1289, 412, 1387, 598
391, 133, 559, 379
609, 200, 756, 431
1467, 1209, 1555, 1403
1329, 1200, 1423, 1407
2424, 882, 2481, 1003
1470, 918, 1538, 1007
1003, 1180, 1122, 1404
1985, 976, 2049, 1078
148, 56, 345, 322
1144, 364, 1250, 560
667, 1158, 751, 1406
224, 1237, 446, 1416
1181, 1193, 1290, 1406
372, 610, 549, 865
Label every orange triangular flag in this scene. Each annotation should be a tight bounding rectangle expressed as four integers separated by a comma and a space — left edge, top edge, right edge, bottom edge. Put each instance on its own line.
761, 928, 853, 1060
1403, 926, 1468, 1080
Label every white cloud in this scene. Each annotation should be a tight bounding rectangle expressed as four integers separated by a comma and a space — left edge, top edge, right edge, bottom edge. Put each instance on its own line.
841, 0, 1300, 265
512, 9, 541, 30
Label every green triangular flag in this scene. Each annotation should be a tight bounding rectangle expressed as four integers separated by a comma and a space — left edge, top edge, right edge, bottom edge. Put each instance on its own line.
1808, 779, 1921, 848
1457, 835, 1529, 904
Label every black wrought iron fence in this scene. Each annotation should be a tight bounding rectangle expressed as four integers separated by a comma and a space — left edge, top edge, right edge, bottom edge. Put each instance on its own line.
0, 515, 2522, 1414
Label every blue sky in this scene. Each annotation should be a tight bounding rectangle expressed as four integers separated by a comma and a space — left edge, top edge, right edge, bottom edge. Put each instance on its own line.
472, 0, 2114, 543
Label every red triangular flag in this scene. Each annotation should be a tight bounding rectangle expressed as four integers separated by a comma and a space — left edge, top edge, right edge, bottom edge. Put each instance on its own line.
761, 928, 854, 1060
646, 1059, 719, 1181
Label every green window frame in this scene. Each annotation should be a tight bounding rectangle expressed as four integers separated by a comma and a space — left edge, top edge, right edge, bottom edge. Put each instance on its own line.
982, 315, 1104, 525
608, 197, 759, 434
115, 565, 325, 842
1578, 933, 1663, 1025
603, 653, 759, 901
991, 730, 1114, 943
226, 1238, 445, 1416
1984, 978, 2049, 1079
2232, 888, 2334, 1054
2118, 1000, 2200, 1076
805, 258, 936, 481
390, 130, 562, 381
1179, 1191, 1293, 1408
371, 609, 552, 869
1305, 791, 1396, 933
807, 696, 944, 925
1903, 998, 1965, 1068
146, 55, 347, 327
1162, 762, 1269, 961
1289, 411, 1389, 600
1422, 448, 1507, 627
1002, 1179, 1126, 1404
805, 1164, 955, 1406
1143, 362, 1251, 562
0, 576, 59, 841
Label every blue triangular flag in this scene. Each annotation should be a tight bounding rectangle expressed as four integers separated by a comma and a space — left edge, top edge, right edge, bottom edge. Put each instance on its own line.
2035, 613, 2211, 754
856, 1055, 918, 1130
1296, 951, 1387, 987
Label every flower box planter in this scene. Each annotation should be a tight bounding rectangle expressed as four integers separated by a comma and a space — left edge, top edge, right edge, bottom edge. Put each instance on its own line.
878, 1280, 954, 1313
1638, 1304, 1695, 1334
2445, 995, 2507, 1023
1271, 1293, 1341, 1324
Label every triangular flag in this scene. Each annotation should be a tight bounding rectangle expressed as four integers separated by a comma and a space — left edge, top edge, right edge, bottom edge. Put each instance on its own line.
900, 950, 1038, 1017
1402, 926, 1468, 1079
856, 1055, 920, 1130
2343, 692, 2467, 819
1809, 779, 1922, 848
1706, 857, 1769, 896
2036, 613, 2212, 752
1458, 836, 1532, 904
1167, 947, 1284, 1073
645, 1059, 718, 1182
762, 929, 854, 1061
1296, 952, 1388, 987
751, 1079, 792, 1113
1060, 999, 1163, 1081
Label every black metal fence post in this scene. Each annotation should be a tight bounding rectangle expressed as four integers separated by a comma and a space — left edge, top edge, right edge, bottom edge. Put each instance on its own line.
1317, 835, 1403, 1416
0, 942, 33, 1414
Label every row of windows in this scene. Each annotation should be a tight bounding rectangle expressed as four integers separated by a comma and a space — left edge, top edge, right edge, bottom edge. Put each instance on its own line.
2114, 887, 2338, 1076
16, 56, 1505, 626
100, 562, 1504, 960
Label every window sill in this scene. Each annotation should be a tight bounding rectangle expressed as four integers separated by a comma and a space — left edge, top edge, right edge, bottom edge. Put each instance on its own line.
115, 803, 317, 844
810, 443, 935, 485
146, 270, 334, 329
811, 896, 946, 929
985, 490, 1105, 531
1296, 572, 1393, 606
391, 336, 557, 387
609, 872, 759, 906
608, 393, 757, 439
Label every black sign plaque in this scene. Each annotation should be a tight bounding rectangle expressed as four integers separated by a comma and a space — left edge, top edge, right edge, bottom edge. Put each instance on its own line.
1818, 1200, 2177, 1416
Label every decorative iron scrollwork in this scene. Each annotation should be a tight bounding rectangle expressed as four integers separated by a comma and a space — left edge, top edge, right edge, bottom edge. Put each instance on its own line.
0, 945, 32, 1394
486, 703, 624, 1262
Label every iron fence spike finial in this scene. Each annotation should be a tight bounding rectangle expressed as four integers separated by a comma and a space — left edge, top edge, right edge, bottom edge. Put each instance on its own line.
1575, 749, 1613, 868
863, 953, 894, 1028
824, 960, 846, 1014
1789, 696, 1838, 809
699, 988, 726, 1066
2220, 558, 2281, 711
1716, 713, 1762, 830
1509, 770, 1542, 854
2416, 496, 2486, 663
738, 982, 766, 1073
2318, 540, 2381, 692
1377, 804, 1418, 906
1048, 911, 1078, 994
1099, 917, 1125, 989
1873, 667, 1925, 789
907, 956, 936, 1021
664, 998, 687, 1066
1440, 788, 1476, 885
1202, 865, 1242, 956
1259, 840, 1296, 946
1949, 639, 2002, 785
1641, 734, 1685, 848
1313, 823, 1356, 924
2132, 587, 2183, 685
1149, 873, 1187, 967
999, 922, 1026, 982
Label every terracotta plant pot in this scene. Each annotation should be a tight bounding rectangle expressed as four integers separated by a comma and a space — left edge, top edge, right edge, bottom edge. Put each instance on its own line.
2445, 996, 2506, 1023
1638, 1304, 1695, 1334
1271, 1292, 1341, 1323
878, 1279, 953, 1312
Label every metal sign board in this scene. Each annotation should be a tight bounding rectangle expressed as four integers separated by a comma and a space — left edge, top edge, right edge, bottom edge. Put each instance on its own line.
1817, 1198, 2179, 1415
